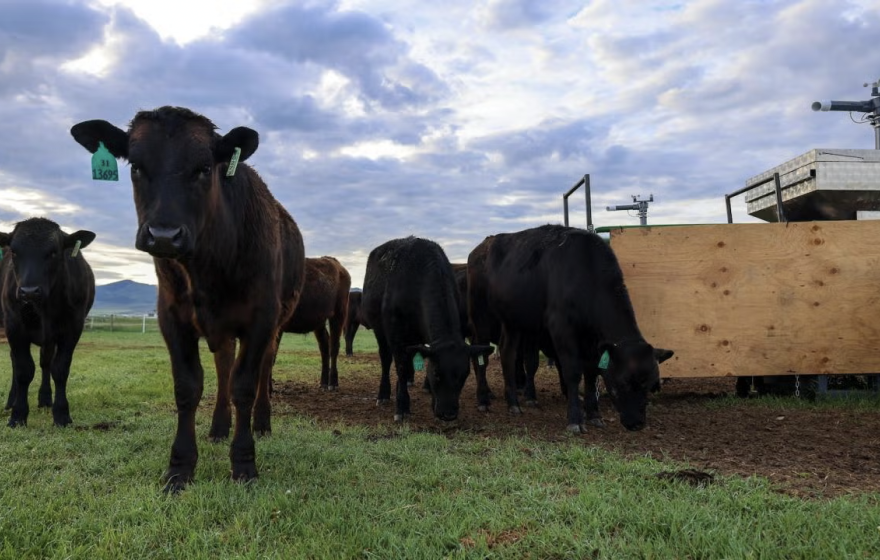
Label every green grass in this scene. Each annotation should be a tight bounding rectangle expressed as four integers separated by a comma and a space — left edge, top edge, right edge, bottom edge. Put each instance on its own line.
1, 331, 879, 559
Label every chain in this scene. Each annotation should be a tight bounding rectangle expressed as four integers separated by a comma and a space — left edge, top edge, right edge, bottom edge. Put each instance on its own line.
595, 377, 600, 403
795, 374, 800, 399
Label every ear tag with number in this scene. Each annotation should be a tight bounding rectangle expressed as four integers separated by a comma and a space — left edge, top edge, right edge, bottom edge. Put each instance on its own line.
477, 355, 485, 366
226, 147, 241, 177
413, 352, 425, 372
70, 240, 82, 258
598, 351, 611, 370
91, 142, 119, 181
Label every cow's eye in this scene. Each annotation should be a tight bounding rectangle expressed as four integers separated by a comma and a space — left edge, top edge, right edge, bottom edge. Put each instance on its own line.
47, 250, 57, 260
194, 164, 212, 179
131, 164, 144, 178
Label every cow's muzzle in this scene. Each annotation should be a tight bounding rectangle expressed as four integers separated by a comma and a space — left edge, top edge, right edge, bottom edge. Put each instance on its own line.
137, 225, 191, 258
17, 285, 43, 302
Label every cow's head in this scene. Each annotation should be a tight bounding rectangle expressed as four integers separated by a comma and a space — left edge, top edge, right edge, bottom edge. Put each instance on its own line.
598, 340, 674, 431
70, 106, 259, 260
0, 218, 95, 303
408, 342, 493, 422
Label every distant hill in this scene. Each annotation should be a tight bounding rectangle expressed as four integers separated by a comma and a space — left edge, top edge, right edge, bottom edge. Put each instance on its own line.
92, 280, 158, 316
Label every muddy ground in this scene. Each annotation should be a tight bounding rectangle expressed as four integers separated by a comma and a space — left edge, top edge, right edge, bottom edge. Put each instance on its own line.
274, 352, 880, 499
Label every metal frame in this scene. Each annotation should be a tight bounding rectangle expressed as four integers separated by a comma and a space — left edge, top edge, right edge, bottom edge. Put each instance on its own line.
563, 174, 593, 232
724, 172, 787, 224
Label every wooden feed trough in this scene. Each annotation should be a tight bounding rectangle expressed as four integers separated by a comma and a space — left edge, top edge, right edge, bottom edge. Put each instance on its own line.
609, 220, 880, 378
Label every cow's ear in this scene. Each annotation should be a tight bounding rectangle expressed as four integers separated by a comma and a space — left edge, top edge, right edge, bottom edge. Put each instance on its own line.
70, 120, 128, 159
215, 126, 259, 163
64, 230, 96, 250
653, 348, 674, 364
0, 232, 10, 247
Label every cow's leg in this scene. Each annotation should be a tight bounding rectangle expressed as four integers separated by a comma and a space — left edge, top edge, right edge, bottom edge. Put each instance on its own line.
392, 347, 413, 422
521, 341, 540, 406
315, 327, 331, 390
208, 338, 235, 441
515, 345, 527, 392
471, 323, 493, 411
230, 320, 275, 482
583, 359, 605, 429
328, 316, 343, 390
38, 341, 56, 408
48, 331, 84, 427
7, 339, 35, 427
4, 372, 15, 410
344, 321, 358, 357
252, 342, 275, 437
160, 317, 204, 493
499, 326, 523, 414
375, 330, 393, 405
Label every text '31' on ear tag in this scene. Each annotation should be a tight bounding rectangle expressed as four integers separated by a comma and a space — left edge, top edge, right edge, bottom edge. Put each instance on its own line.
226, 147, 241, 177
70, 240, 82, 258
413, 352, 425, 372
598, 351, 611, 370
91, 142, 118, 181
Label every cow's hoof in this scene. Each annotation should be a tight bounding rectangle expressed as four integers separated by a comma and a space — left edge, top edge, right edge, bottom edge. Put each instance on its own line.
327, 385, 338, 392
38, 396, 52, 408
393, 413, 410, 422
53, 416, 72, 428
477, 404, 489, 412
376, 398, 390, 406
7, 417, 26, 428
525, 399, 539, 407
254, 427, 272, 438
162, 470, 193, 494
508, 406, 523, 415
208, 425, 230, 441
320, 384, 329, 391
232, 464, 258, 484
566, 423, 585, 434
589, 418, 606, 429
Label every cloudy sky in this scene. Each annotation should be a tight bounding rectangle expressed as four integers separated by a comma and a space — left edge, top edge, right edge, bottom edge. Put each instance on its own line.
2, 0, 879, 287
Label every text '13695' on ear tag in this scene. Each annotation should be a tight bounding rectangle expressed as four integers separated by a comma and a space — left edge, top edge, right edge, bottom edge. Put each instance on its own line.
91, 142, 118, 181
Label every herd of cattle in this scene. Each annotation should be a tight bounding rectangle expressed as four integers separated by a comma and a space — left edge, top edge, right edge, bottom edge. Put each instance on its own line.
0, 106, 673, 491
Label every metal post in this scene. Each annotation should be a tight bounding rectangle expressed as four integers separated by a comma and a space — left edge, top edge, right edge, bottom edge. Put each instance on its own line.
563, 197, 570, 227
773, 172, 786, 223
584, 175, 593, 233
725, 195, 733, 224
142, 314, 147, 334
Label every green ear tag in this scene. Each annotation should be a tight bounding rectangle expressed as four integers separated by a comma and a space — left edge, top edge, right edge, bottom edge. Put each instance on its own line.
477, 355, 485, 366
226, 147, 241, 177
413, 352, 425, 372
91, 142, 118, 181
598, 351, 611, 370
70, 240, 82, 258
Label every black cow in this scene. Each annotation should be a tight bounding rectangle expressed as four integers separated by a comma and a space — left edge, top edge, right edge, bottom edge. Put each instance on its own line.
484, 225, 673, 433
361, 236, 491, 422
71, 107, 305, 491
343, 290, 364, 356
467, 238, 558, 410
0, 218, 95, 427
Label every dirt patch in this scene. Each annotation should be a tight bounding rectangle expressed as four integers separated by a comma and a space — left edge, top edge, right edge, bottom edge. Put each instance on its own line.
272, 353, 880, 499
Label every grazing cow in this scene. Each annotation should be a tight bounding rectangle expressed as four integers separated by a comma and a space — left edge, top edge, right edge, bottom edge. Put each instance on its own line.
343, 290, 363, 356
467, 238, 556, 409
0, 218, 95, 427
361, 236, 491, 422
276, 256, 351, 389
71, 106, 305, 491
484, 225, 673, 433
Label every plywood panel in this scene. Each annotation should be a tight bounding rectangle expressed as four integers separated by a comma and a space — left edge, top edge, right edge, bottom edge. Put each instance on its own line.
610, 221, 880, 378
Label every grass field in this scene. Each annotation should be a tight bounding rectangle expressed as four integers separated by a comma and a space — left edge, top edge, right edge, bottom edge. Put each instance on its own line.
0, 329, 879, 559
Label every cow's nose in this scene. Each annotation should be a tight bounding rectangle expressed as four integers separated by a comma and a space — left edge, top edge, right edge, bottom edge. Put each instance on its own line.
147, 226, 185, 249
18, 286, 42, 301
